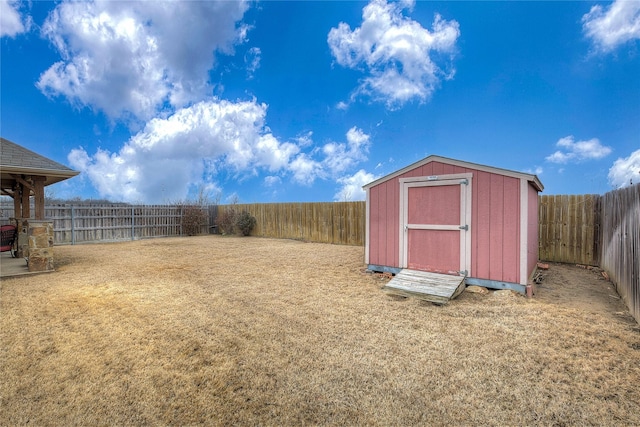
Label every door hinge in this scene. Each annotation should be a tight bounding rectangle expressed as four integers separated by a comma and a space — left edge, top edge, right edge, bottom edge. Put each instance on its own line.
459, 224, 468, 231
459, 270, 468, 276
460, 179, 469, 185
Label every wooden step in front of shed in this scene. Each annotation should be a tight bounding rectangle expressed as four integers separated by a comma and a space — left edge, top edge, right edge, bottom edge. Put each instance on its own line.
383, 269, 466, 304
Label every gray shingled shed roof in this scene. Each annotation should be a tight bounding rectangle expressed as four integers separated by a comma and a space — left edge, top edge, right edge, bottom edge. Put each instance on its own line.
1, 137, 79, 190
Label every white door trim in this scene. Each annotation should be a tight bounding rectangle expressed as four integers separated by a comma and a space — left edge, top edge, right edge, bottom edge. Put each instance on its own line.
399, 173, 472, 276
364, 187, 370, 265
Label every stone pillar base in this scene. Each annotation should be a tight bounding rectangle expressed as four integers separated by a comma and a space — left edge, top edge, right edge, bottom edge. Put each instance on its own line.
16, 219, 29, 259
28, 220, 54, 272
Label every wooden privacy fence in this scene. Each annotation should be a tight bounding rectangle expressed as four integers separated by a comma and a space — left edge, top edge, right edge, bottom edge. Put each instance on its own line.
599, 185, 639, 324
0, 201, 365, 246
47, 204, 188, 244
0, 204, 196, 244
538, 194, 601, 266
212, 202, 365, 246
538, 186, 640, 324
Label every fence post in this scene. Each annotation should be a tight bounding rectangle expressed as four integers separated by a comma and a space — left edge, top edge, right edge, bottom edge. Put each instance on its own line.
71, 205, 76, 245
131, 206, 135, 241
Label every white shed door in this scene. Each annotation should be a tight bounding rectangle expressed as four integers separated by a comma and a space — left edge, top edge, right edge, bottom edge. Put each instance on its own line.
399, 174, 472, 276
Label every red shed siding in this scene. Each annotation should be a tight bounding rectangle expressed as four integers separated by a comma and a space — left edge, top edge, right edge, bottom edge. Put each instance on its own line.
473, 171, 491, 279
488, 173, 505, 280
369, 184, 381, 265
367, 160, 531, 283
368, 180, 399, 267
469, 172, 520, 283
501, 175, 520, 283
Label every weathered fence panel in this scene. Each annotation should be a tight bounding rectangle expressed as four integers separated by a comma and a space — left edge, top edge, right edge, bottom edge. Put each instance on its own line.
538, 194, 600, 265
599, 184, 640, 324
214, 202, 365, 246
0, 204, 188, 244
1, 201, 365, 246
50, 204, 186, 244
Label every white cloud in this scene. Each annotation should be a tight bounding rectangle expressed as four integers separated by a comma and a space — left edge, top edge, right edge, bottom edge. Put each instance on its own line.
295, 131, 314, 148
608, 149, 640, 188
323, 126, 371, 174
38, 0, 249, 121
546, 151, 572, 164
334, 169, 378, 201
546, 136, 612, 164
582, 0, 640, 53
245, 47, 261, 79
289, 127, 372, 186
254, 133, 300, 172
328, 0, 459, 108
289, 153, 325, 186
68, 99, 297, 203
68, 98, 372, 203
264, 176, 281, 187
524, 166, 543, 175
1, 0, 30, 37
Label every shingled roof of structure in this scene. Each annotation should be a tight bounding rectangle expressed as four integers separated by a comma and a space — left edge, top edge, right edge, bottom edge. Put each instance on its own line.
1, 137, 76, 172
1, 137, 79, 188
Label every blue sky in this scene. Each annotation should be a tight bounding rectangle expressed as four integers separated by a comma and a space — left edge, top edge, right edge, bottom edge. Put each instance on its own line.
1, 0, 639, 204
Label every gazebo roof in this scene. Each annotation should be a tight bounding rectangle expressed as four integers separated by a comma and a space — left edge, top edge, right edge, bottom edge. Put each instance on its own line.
1, 137, 79, 190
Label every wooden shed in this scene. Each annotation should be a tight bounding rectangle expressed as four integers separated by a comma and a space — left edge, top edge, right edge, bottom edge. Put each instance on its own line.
363, 155, 543, 301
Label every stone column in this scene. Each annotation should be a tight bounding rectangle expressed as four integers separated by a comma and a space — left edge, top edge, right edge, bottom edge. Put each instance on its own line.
16, 219, 29, 258
27, 220, 54, 272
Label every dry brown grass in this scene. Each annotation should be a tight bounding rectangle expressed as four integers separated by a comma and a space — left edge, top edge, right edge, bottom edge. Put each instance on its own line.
1, 236, 639, 426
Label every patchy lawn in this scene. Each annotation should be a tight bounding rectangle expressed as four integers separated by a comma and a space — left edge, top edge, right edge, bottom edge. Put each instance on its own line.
1, 236, 639, 426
